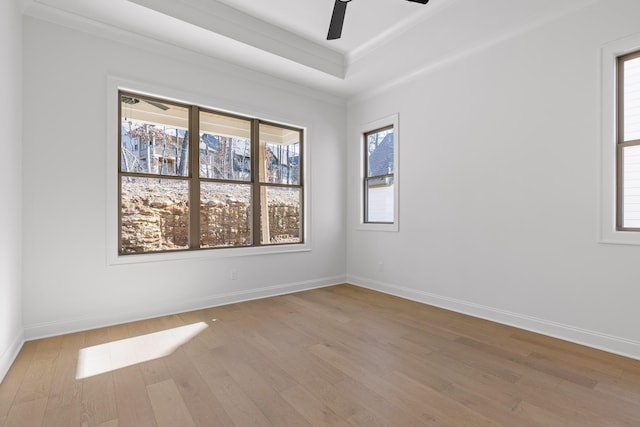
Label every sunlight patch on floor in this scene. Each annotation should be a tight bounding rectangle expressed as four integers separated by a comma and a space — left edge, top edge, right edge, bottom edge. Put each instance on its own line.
76, 321, 208, 379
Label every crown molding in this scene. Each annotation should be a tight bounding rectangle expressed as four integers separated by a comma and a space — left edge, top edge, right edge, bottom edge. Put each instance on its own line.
22, 0, 350, 102
128, 0, 346, 78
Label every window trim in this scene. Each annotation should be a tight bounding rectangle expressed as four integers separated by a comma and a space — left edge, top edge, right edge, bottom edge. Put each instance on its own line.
107, 76, 310, 264
357, 114, 399, 232
600, 36, 640, 245
616, 51, 640, 232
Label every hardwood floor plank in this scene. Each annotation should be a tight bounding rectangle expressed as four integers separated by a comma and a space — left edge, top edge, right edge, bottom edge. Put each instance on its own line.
334, 377, 440, 426
124, 317, 172, 387
554, 378, 640, 424
42, 401, 82, 427
212, 345, 311, 426
0, 341, 38, 420
511, 400, 585, 427
241, 327, 346, 387
162, 348, 235, 426
203, 373, 273, 426
308, 342, 436, 425
279, 384, 350, 427
2, 397, 48, 427
224, 336, 301, 393
302, 375, 372, 421
13, 337, 62, 405
594, 376, 640, 406
510, 382, 617, 426
181, 329, 272, 426
83, 327, 110, 347
80, 372, 118, 426
46, 332, 84, 411
385, 369, 498, 426
146, 379, 196, 427
112, 365, 157, 427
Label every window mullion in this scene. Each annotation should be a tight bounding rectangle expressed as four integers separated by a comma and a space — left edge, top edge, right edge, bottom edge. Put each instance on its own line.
189, 105, 200, 249
118, 94, 123, 253
251, 119, 262, 246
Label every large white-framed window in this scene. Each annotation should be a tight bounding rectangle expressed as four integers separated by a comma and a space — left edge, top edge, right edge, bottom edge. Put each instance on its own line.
358, 114, 399, 232
601, 36, 640, 245
107, 77, 310, 264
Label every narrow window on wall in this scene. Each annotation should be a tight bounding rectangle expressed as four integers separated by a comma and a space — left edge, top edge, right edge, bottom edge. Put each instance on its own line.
119, 91, 304, 255
617, 51, 640, 230
364, 125, 396, 224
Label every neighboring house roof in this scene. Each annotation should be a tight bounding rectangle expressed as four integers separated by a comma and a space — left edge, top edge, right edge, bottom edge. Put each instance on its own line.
369, 133, 393, 176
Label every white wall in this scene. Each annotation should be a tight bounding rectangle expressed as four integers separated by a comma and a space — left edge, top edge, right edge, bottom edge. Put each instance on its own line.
0, 0, 24, 382
19, 0, 640, 364
347, 0, 640, 359
22, 17, 347, 338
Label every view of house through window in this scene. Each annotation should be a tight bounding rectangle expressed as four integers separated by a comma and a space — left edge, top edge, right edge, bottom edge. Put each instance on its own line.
119, 91, 303, 254
618, 51, 640, 230
364, 126, 395, 223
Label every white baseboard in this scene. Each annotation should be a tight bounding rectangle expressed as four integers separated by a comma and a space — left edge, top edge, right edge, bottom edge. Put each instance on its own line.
24, 275, 346, 341
347, 275, 640, 361
0, 330, 24, 384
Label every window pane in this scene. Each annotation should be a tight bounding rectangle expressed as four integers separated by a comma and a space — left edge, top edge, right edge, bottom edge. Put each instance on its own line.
260, 186, 301, 244
366, 176, 394, 223
121, 177, 189, 254
623, 144, 640, 228
366, 128, 394, 177
199, 111, 251, 181
624, 57, 640, 142
121, 95, 189, 176
259, 124, 300, 185
200, 182, 252, 248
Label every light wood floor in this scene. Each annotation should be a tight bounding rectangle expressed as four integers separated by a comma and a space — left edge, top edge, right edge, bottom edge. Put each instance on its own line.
2, 285, 640, 426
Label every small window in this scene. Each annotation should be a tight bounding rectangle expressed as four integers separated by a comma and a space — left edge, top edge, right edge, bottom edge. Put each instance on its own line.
364, 126, 395, 223
617, 51, 640, 231
359, 114, 399, 231
119, 91, 304, 255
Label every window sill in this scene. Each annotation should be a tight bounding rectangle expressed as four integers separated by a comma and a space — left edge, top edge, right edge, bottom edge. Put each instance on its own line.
599, 230, 640, 246
108, 243, 311, 266
356, 223, 398, 232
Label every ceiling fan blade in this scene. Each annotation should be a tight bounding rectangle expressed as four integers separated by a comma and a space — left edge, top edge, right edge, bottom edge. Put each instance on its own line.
406, 0, 429, 3
327, 0, 349, 40
144, 100, 170, 111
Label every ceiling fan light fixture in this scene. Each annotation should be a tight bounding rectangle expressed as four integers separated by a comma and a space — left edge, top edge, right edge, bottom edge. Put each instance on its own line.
121, 95, 140, 105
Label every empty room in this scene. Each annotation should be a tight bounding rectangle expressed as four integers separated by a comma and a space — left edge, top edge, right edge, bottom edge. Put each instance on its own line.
2, 0, 640, 425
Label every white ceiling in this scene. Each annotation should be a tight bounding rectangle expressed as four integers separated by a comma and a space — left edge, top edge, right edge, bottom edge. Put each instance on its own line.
23, 0, 597, 98
211, 0, 438, 55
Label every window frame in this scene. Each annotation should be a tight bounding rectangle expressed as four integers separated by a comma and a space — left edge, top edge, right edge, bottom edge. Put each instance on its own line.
357, 114, 399, 232
108, 77, 310, 264
600, 36, 640, 245
616, 51, 640, 232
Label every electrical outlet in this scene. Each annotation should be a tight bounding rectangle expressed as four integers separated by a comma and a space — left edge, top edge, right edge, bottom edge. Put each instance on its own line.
231, 269, 238, 280
377, 262, 384, 273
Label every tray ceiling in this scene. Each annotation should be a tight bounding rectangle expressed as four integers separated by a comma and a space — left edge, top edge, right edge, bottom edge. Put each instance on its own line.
23, 0, 597, 98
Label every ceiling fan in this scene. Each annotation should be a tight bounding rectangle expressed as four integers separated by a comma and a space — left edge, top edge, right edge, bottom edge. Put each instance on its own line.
327, 0, 429, 40
121, 95, 169, 111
